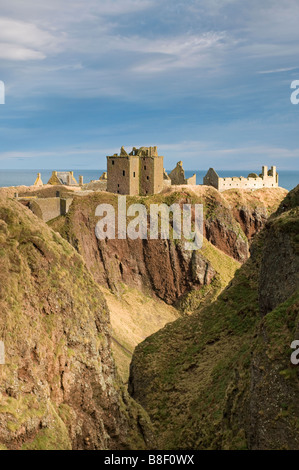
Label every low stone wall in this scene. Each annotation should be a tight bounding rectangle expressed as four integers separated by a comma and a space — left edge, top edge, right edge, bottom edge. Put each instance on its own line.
82, 181, 108, 191
218, 176, 278, 192
31, 198, 61, 222
19, 196, 74, 222
186, 174, 196, 185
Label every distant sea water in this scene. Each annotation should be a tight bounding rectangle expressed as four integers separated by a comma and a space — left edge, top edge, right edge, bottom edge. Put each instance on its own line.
0, 169, 298, 192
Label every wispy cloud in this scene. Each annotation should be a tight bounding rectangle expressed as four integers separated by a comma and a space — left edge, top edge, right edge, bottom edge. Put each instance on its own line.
0, 147, 114, 161
0, 43, 45, 61
0, 17, 64, 61
258, 67, 299, 74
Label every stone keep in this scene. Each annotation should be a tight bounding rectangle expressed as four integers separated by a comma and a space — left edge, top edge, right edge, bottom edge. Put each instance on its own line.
107, 146, 164, 196
0, 341, 5, 365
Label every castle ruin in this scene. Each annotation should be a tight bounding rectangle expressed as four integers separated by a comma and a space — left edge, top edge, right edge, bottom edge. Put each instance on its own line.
32, 148, 280, 197
203, 166, 279, 192
107, 146, 164, 196
47, 171, 83, 186
169, 161, 196, 186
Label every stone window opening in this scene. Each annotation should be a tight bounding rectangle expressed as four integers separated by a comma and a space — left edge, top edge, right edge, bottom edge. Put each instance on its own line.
147, 176, 149, 180
144, 166, 146, 170
123, 170, 125, 176
133, 172, 136, 177
112, 160, 114, 165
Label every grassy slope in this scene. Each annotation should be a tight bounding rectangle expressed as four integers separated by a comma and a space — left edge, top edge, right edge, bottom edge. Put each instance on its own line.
100, 285, 180, 382
222, 187, 288, 216
130, 248, 260, 449
0, 195, 151, 450
129, 186, 299, 450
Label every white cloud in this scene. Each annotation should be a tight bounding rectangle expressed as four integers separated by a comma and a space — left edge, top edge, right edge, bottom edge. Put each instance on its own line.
0, 43, 45, 61
0, 18, 55, 47
0, 16, 65, 61
126, 32, 230, 73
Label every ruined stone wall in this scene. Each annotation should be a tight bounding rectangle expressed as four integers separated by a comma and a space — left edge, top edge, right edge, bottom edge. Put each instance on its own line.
47, 172, 62, 186
186, 174, 196, 185
204, 166, 279, 192
20, 197, 74, 222
169, 161, 186, 185
163, 180, 171, 188
218, 174, 278, 192
203, 168, 219, 189
60, 198, 73, 216
29, 198, 61, 222
169, 161, 196, 186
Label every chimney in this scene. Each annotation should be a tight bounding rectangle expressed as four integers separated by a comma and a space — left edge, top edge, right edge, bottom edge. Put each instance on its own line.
262, 166, 268, 178
271, 166, 277, 183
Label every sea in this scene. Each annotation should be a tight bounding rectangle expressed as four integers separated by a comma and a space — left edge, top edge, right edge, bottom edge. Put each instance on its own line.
0, 169, 298, 192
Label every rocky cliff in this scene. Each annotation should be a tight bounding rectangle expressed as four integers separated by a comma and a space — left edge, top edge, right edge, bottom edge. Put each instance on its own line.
0, 195, 153, 450
48, 186, 286, 380
0, 183, 291, 450
129, 185, 299, 450
50, 186, 286, 303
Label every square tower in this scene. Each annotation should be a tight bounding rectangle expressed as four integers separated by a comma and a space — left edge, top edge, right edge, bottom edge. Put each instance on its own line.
106, 146, 164, 196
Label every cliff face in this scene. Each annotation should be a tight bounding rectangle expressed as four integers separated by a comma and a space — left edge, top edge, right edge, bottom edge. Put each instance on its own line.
129, 185, 299, 450
51, 191, 221, 305
0, 196, 152, 450
258, 190, 299, 316
50, 187, 286, 303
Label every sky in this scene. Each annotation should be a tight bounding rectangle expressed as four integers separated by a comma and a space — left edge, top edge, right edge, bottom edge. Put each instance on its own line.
0, 0, 299, 171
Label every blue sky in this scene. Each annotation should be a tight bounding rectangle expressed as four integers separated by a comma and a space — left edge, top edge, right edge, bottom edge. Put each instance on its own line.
0, 0, 299, 171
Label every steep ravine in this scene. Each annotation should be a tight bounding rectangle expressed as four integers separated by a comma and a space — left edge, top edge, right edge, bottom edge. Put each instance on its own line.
48, 186, 287, 380
129, 185, 299, 450
0, 184, 289, 450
